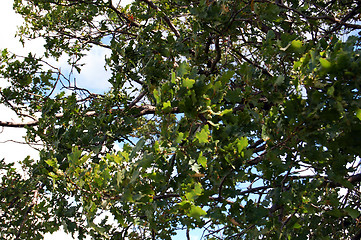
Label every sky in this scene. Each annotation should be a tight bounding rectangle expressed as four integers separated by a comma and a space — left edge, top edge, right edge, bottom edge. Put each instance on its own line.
0, 1, 202, 239
0, 1, 41, 167
0, 0, 114, 166
0, 1, 112, 239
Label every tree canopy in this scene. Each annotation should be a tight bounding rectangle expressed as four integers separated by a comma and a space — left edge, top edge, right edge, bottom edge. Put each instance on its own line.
1, 0, 361, 239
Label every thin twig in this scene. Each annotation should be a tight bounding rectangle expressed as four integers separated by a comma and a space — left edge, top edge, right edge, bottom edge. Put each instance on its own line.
140, 0, 180, 37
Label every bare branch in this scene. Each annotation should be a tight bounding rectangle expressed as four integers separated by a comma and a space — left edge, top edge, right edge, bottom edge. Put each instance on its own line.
140, 0, 180, 37
0, 104, 179, 128
108, 1, 140, 28
231, 47, 273, 77
0, 120, 39, 128
128, 91, 147, 109
236, 186, 270, 195
153, 193, 180, 200
267, 0, 361, 31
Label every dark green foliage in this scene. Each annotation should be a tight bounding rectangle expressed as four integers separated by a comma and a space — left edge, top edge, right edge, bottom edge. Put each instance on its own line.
1, 0, 361, 239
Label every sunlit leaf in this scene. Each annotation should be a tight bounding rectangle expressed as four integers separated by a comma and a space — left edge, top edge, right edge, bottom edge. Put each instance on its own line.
291, 40, 303, 49
183, 78, 195, 88
195, 125, 210, 144
197, 152, 207, 168
45, 158, 58, 168
162, 100, 171, 111
153, 88, 161, 103
188, 205, 206, 219
356, 109, 361, 121
319, 58, 331, 68
237, 137, 248, 152
175, 132, 184, 143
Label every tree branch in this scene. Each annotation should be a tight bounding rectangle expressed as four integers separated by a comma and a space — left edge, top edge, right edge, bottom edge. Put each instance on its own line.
108, 1, 140, 28
210, 36, 221, 73
140, 0, 180, 37
0, 120, 39, 128
347, 173, 361, 184
14, 189, 39, 240
231, 47, 273, 77
153, 193, 180, 200
266, 0, 361, 31
128, 91, 147, 109
236, 186, 270, 195
0, 104, 179, 128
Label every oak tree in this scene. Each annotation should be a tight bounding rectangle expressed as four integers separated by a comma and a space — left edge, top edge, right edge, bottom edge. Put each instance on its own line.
1, 0, 361, 239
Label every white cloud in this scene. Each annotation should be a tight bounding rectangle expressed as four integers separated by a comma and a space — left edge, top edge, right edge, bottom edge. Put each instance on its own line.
72, 46, 112, 93
0, 1, 45, 55
43, 227, 77, 240
0, 105, 39, 165
0, 0, 114, 94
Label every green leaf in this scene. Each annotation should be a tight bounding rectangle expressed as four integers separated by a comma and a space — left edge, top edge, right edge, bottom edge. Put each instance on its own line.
219, 70, 235, 82
45, 158, 58, 168
185, 182, 203, 201
116, 171, 123, 187
183, 78, 195, 88
345, 207, 360, 219
262, 125, 270, 141
356, 109, 361, 121
153, 89, 161, 103
237, 137, 248, 152
129, 138, 145, 160
88, 220, 108, 237
130, 168, 140, 183
195, 125, 210, 144
293, 223, 302, 229
68, 147, 82, 165
162, 101, 171, 111
175, 132, 184, 144
266, 30, 275, 41
327, 209, 342, 217
188, 205, 206, 219
197, 152, 207, 168
291, 40, 303, 49
177, 62, 189, 77
319, 58, 331, 69
171, 70, 176, 84
48, 172, 59, 179
327, 86, 335, 96
178, 200, 191, 209
219, 108, 233, 116
194, 182, 203, 195
184, 192, 194, 201
274, 75, 285, 86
